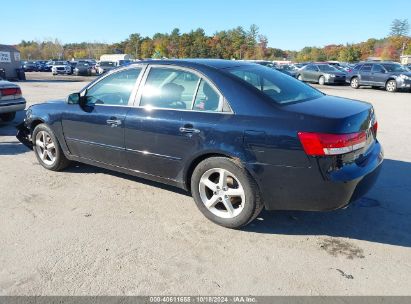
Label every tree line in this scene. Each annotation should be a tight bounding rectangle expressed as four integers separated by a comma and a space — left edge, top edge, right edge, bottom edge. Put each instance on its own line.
16, 20, 410, 62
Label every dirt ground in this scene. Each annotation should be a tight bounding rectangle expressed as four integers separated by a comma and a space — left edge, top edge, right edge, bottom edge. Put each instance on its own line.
0, 73, 410, 295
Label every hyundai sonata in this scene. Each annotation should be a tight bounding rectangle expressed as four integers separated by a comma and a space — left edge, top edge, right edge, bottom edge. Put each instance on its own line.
17, 59, 383, 228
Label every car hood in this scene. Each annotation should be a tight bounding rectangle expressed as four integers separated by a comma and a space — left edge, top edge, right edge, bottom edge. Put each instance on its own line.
389, 71, 411, 77
52, 65, 69, 68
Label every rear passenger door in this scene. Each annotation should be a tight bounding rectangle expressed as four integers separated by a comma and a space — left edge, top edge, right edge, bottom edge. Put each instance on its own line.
124, 65, 231, 181
359, 64, 372, 85
371, 64, 386, 86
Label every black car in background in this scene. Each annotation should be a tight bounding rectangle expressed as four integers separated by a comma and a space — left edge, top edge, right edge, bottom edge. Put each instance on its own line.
275, 64, 298, 78
16, 59, 382, 228
347, 62, 411, 92
296, 63, 346, 85
22, 61, 38, 72
73, 61, 93, 76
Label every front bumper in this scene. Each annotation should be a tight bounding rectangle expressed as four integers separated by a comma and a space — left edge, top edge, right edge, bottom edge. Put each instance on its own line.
253, 141, 383, 211
326, 76, 346, 84
16, 121, 33, 150
397, 78, 411, 89
0, 99, 26, 113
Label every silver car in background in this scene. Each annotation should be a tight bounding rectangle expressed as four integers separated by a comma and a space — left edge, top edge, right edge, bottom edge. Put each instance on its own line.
0, 79, 26, 122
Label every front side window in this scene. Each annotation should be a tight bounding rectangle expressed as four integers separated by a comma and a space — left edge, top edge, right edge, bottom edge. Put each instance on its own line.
85, 68, 141, 106
381, 63, 407, 73
228, 65, 324, 104
372, 64, 385, 73
353, 64, 363, 71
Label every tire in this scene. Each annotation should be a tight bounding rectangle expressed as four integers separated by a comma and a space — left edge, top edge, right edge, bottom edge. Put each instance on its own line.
32, 123, 71, 171
297, 75, 303, 81
190, 157, 263, 229
318, 76, 325, 85
350, 77, 360, 89
0, 112, 16, 122
385, 80, 397, 92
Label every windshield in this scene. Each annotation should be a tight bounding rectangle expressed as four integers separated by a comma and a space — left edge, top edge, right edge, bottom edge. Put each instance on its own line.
54, 61, 66, 65
228, 65, 324, 105
100, 61, 115, 67
381, 64, 407, 73
317, 65, 339, 72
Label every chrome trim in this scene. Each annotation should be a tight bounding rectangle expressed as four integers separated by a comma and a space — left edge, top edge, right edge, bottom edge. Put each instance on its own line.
66, 137, 124, 151
125, 148, 182, 161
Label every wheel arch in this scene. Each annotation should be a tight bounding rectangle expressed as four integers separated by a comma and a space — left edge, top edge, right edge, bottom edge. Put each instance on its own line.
183, 151, 258, 193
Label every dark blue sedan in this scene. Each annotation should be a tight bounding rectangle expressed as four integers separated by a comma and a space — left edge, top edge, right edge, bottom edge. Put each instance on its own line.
16, 59, 383, 228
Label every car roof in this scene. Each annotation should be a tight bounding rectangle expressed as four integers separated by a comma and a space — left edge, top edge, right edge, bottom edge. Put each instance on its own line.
132, 59, 256, 70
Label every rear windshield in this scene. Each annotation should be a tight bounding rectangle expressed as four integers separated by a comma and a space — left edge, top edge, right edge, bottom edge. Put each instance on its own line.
228, 65, 324, 105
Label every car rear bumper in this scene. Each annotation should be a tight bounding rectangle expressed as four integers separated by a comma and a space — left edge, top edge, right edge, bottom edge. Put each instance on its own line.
0, 99, 26, 113
251, 141, 383, 211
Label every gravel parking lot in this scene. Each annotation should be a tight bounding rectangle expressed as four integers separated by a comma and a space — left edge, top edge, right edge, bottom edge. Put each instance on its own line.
1, 73, 410, 295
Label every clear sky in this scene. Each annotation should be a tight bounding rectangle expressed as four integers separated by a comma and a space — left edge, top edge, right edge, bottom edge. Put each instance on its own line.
2, 0, 410, 50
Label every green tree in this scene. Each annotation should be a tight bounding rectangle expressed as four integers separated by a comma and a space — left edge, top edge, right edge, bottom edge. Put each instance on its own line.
390, 19, 409, 37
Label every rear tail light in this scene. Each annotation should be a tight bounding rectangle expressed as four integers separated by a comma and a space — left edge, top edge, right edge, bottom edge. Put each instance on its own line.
372, 121, 378, 137
298, 131, 367, 156
0, 87, 22, 97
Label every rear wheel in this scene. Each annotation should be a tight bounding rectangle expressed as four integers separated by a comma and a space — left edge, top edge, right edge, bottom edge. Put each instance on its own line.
350, 77, 360, 89
191, 157, 263, 228
385, 80, 397, 92
33, 124, 71, 171
0, 112, 16, 122
318, 76, 325, 85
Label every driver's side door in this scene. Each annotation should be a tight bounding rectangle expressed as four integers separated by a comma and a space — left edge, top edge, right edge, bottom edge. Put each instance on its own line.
61, 67, 144, 167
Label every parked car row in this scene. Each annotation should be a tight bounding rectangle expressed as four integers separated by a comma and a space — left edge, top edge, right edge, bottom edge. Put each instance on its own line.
346, 62, 411, 92
266, 60, 411, 93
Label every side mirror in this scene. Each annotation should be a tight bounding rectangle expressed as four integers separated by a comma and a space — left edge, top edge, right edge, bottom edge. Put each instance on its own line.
67, 93, 80, 104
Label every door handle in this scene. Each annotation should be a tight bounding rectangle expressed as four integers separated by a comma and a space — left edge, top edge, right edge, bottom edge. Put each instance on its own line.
106, 119, 122, 127
179, 126, 200, 134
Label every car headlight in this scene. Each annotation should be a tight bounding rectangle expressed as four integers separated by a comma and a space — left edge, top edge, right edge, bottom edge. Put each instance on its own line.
328, 74, 335, 78
399, 74, 410, 80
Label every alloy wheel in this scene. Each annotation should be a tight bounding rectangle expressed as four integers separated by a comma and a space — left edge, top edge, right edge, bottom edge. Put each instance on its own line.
351, 78, 359, 88
35, 131, 56, 166
199, 168, 245, 219
386, 80, 396, 92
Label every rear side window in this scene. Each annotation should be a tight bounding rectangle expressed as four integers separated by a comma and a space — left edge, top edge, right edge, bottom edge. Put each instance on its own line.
139, 67, 223, 112
228, 65, 324, 104
361, 64, 372, 72
140, 68, 200, 110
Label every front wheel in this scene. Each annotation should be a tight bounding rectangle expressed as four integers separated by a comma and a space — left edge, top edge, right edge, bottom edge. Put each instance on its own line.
0, 112, 16, 122
33, 124, 71, 171
350, 77, 360, 89
318, 76, 325, 85
297, 75, 303, 81
191, 157, 263, 228
385, 80, 397, 92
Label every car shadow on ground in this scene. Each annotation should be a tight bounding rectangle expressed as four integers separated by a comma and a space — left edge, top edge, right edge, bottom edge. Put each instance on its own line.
65, 163, 191, 197
245, 159, 411, 248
